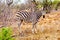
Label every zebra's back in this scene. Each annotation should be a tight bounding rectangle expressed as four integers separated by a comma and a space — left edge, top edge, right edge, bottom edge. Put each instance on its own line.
16, 10, 33, 23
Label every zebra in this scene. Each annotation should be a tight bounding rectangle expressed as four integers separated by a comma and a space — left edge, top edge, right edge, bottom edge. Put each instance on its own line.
16, 10, 46, 36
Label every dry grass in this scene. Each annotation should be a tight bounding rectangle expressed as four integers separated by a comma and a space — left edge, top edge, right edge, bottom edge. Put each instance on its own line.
11, 10, 60, 40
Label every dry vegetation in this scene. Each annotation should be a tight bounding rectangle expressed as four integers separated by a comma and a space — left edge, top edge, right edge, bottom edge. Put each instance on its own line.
10, 10, 60, 40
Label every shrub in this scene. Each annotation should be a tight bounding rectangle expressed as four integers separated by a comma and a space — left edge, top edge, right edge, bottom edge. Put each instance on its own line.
0, 27, 15, 40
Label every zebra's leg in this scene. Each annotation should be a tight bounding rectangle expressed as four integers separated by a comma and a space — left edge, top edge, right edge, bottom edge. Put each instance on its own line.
18, 20, 23, 36
32, 22, 37, 34
18, 20, 22, 30
18, 21, 22, 34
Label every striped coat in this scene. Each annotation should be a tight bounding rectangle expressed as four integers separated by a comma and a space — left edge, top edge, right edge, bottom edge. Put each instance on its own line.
16, 10, 42, 25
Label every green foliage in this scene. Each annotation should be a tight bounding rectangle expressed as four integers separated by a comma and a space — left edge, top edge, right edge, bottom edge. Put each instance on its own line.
52, 0, 60, 5
51, 0, 60, 9
36, 5, 42, 9
0, 27, 15, 40
35, 0, 52, 8
36, 0, 60, 9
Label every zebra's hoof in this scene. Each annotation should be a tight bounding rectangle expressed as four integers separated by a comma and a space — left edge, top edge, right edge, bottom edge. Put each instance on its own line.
32, 29, 37, 34
32, 29, 35, 34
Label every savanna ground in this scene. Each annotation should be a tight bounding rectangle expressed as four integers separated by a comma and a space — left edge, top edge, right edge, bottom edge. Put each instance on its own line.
7, 9, 60, 40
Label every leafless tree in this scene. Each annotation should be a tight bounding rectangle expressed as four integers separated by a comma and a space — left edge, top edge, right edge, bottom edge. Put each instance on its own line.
0, 0, 13, 27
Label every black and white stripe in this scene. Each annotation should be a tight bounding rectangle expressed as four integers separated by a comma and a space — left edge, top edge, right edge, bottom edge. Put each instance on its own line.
16, 10, 31, 22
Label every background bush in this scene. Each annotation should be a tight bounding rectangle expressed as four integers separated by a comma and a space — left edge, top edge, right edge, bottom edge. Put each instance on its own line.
0, 27, 15, 40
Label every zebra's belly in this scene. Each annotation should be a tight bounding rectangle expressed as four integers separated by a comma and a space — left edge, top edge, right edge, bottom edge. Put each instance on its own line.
24, 19, 32, 23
